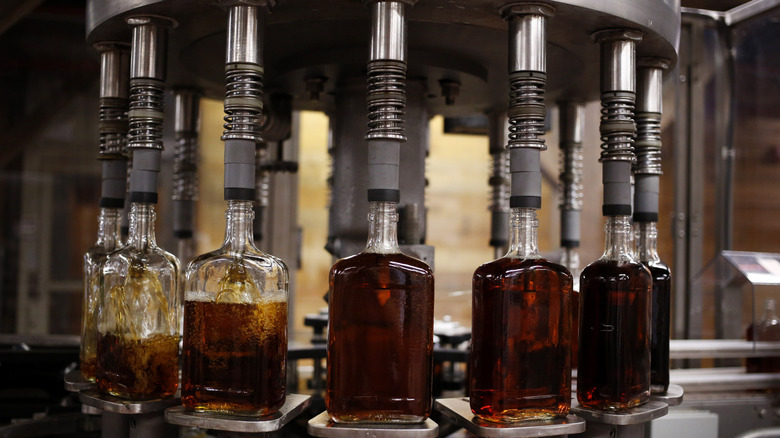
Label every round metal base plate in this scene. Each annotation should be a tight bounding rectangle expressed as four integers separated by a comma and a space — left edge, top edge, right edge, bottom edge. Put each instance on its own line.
434, 397, 586, 438
64, 370, 95, 393
650, 384, 684, 406
307, 411, 439, 438
164, 394, 311, 433
571, 400, 668, 425
79, 389, 180, 415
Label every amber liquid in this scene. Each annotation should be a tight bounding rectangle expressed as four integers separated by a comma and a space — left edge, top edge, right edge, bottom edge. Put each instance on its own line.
327, 252, 434, 423
572, 289, 580, 369
577, 259, 651, 411
182, 299, 287, 416
646, 264, 671, 393
470, 257, 572, 422
96, 332, 179, 400
746, 315, 780, 373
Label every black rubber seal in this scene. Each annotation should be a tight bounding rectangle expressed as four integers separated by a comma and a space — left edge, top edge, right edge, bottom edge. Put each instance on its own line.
224, 188, 256, 201
561, 239, 580, 248
510, 196, 541, 209
173, 230, 193, 239
633, 212, 659, 223
489, 238, 507, 248
367, 189, 400, 202
99, 197, 125, 209
602, 204, 632, 216
130, 191, 158, 204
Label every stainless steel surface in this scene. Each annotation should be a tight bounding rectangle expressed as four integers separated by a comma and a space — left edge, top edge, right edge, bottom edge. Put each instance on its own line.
505, 5, 555, 73
559, 101, 584, 211
128, 16, 172, 80
164, 393, 311, 433
725, 0, 780, 25
596, 30, 642, 93
79, 389, 180, 414
64, 369, 95, 392
570, 401, 668, 426
671, 367, 780, 392
370, 1, 407, 62
307, 411, 439, 438
97, 42, 130, 100
734, 427, 780, 438
670, 339, 780, 359
636, 59, 667, 114
173, 88, 200, 135
86, 0, 679, 112
649, 383, 684, 406
433, 397, 586, 438
226, 4, 263, 65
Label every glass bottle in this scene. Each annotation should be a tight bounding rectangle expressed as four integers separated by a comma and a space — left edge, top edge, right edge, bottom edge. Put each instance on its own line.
326, 201, 434, 423
746, 298, 780, 373
561, 247, 581, 369
181, 200, 288, 416
577, 215, 652, 411
97, 203, 181, 400
80, 208, 122, 382
470, 208, 573, 423
635, 221, 671, 393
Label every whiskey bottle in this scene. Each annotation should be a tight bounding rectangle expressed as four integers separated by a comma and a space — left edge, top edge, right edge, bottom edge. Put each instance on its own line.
471, 208, 573, 422
326, 201, 434, 423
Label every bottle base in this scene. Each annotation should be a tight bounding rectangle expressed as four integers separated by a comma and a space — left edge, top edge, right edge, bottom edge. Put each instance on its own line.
328, 413, 428, 424
576, 394, 649, 412
474, 409, 567, 424
184, 402, 282, 418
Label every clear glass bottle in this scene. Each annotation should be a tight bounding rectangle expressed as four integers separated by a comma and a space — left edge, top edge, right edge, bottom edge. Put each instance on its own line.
635, 221, 671, 393
561, 247, 581, 369
746, 298, 780, 373
97, 203, 181, 400
326, 201, 434, 423
470, 208, 573, 423
578, 215, 652, 411
181, 200, 288, 416
80, 208, 122, 382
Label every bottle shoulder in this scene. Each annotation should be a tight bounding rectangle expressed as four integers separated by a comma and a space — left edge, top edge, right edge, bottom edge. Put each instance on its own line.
332, 251, 432, 277
102, 244, 179, 273
474, 257, 572, 280
187, 248, 288, 275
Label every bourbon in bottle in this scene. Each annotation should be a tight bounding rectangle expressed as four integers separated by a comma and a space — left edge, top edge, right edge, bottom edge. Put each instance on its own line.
181, 200, 289, 416
327, 202, 434, 423
182, 298, 287, 415
577, 216, 652, 411
470, 208, 573, 422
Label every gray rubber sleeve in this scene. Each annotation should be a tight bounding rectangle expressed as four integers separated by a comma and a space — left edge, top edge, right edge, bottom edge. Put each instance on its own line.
560, 209, 580, 243
173, 200, 195, 233
510, 148, 542, 198
129, 149, 160, 194
367, 139, 400, 192
491, 210, 509, 245
224, 139, 256, 191
634, 174, 659, 215
602, 160, 632, 207
101, 160, 127, 200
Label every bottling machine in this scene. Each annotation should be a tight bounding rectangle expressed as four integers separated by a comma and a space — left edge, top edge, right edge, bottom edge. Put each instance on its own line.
1, 0, 780, 437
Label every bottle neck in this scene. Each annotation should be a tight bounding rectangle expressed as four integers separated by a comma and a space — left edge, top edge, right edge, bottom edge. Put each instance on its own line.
602, 215, 635, 262
365, 201, 400, 254
635, 221, 661, 263
96, 208, 123, 251
506, 208, 540, 259
127, 203, 157, 251
222, 200, 257, 253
